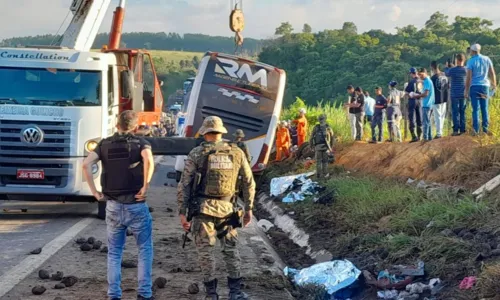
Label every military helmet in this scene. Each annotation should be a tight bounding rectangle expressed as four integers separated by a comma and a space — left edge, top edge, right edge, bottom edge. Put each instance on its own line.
199, 116, 228, 135
233, 129, 245, 138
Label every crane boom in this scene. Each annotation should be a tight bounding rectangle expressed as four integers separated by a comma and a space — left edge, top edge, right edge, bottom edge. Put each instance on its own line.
60, 0, 112, 51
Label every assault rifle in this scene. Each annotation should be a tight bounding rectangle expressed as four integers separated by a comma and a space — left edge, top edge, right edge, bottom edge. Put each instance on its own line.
182, 171, 202, 249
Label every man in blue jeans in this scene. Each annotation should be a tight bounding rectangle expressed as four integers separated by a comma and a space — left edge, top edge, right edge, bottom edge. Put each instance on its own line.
465, 43, 497, 135
405, 67, 423, 142
445, 53, 468, 135
83, 110, 155, 300
415, 68, 435, 141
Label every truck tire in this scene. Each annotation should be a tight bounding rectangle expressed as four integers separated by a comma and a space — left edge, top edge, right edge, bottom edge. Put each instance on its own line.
97, 201, 106, 220
176, 171, 182, 183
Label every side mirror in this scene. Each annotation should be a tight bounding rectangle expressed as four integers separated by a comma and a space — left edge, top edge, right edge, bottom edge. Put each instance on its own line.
121, 70, 135, 101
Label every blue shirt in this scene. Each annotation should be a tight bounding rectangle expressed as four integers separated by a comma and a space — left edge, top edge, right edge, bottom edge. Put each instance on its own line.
445, 66, 467, 99
466, 54, 493, 87
364, 96, 375, 116
374, 95, 387, 116
422, 76, 435, 108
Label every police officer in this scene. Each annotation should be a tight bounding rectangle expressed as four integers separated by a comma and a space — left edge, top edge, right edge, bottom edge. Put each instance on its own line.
178, 116, 255, 300
309, 114, 334, 179
388, 81, 405, 142
83, 110, 155, 300
233, 129, 252, 164
405, 67, 423, 142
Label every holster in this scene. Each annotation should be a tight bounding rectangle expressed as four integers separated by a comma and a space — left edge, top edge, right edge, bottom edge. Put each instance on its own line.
215, 208, 244, 239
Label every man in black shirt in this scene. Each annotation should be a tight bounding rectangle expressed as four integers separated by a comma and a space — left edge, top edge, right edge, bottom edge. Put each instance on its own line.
345, 86, 365, 141
83, 110, 155, 300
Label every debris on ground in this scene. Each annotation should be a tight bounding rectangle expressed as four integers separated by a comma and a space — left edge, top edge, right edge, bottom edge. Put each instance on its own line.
30, 247, 42, 255
154, 277, 167, 289
406, 178, 465, 198
75, 238, 87, 245
31, 285, 46, 295
100, 246, 108, 253
149, 207, 155, 213
54, 283, 66, 289
50, 271, 64, 281
459, 276, 476, 290
122, 260, 137, 269
87, 237, 95, 244
270, 171, 327, 203
38, 269, 50, 280
284, 260, 361, 296
257, 219, 274, 233
80, 243, 92, 252
188, 283, 200, 294
60, 276, 78, 287
93, 240, 103, 250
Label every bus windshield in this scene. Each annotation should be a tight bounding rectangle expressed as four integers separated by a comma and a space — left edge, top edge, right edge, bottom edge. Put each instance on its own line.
0, 67, 101, 106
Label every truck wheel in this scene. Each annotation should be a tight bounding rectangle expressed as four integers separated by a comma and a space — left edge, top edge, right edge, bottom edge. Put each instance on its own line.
176, 171, 182, 183
97, 201, 106, 220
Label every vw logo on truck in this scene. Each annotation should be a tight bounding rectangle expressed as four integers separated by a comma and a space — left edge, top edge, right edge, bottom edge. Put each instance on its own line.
21, 126, 44, 146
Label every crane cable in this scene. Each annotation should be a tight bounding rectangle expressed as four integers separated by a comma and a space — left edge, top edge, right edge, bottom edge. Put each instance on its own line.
229, 0, 245, 55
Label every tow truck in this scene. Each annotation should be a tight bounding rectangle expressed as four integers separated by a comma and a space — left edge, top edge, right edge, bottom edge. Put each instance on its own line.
0, 0, 164, 218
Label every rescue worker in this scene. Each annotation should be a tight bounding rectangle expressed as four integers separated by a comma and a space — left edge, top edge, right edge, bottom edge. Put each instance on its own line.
294, 108, 308, 147
178, 116, 255, 300
405, 67, 423, 142
275, 121, 291, 161
309, 114, 334, 179
387, 81, 405, 142
233, 129, 251, 164
83, 110, 155, 300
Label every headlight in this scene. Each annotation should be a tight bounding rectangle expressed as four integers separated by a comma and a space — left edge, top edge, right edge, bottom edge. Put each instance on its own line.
91, 164, 99, 174
85, 140, 98, 152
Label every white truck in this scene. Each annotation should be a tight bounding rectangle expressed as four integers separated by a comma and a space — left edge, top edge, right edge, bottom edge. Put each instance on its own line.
0, 0, 165, 219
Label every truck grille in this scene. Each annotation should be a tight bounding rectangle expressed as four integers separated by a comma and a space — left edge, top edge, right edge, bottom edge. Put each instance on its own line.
0, 120, 72, 158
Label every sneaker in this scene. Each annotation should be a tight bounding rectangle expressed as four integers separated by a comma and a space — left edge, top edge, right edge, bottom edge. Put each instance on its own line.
410, 137, 419, 143
451, 132, 460, 136
434, 135, 441, 139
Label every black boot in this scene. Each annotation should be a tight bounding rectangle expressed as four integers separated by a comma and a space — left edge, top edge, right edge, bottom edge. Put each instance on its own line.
410, 131, 418, 143
228, 277, 249, 300
204, 279, 219, 300
416, 127, 423, 140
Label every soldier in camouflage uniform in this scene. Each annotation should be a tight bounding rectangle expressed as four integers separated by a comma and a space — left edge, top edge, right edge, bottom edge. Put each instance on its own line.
178, 116, 255, 300
309, 114, 334, 179
232, 129, 252, 164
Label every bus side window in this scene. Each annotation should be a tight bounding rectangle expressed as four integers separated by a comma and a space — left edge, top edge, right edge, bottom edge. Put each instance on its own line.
107, 66, 114, 116
143, 54, 156, 111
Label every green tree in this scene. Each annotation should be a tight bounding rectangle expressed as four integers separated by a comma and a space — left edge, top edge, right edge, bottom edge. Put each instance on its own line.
302, 23, 312, 33
342, 22, 358, 35
275, 22, 294, 35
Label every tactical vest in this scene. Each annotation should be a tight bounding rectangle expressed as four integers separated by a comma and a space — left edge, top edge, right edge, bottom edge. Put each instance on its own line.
100, 134, 144, 195
199, 142, 241, 199
313, 124, 330, 145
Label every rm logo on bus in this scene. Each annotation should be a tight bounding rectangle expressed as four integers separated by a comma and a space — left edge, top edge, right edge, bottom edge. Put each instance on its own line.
215, 57, 268, 87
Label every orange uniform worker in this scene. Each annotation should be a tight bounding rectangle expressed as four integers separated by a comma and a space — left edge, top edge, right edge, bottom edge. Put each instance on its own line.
275, 121, 291, 161
294, 108, 308, 147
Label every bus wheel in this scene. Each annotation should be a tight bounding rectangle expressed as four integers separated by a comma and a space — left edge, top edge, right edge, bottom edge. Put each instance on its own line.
176, 171, 182, 183
97, 201, 106, 220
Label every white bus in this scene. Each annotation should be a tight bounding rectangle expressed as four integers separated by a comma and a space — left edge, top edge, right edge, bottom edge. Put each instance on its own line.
174, 52, 286, 181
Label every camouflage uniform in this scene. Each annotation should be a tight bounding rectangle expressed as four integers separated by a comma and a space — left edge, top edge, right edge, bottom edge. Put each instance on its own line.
177, 117, 255, 300
233, 129, 252, 164
309, 115, 334, 179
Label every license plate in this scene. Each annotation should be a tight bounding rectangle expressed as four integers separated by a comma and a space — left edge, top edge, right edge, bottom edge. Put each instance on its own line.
17, 169, 45, 180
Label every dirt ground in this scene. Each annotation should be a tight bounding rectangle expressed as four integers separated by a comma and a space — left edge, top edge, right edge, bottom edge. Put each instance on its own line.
335, 135, 497, 189
1, 158, 292, 300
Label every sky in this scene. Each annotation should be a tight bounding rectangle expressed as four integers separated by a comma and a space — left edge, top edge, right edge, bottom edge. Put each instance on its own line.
1, 0, 500, 40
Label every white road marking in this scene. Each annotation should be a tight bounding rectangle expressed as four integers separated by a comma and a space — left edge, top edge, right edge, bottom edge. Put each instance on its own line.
0, 216, 95, 298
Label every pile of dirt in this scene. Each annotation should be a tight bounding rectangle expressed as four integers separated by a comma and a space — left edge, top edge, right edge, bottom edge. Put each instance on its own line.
335, 136, 500, 189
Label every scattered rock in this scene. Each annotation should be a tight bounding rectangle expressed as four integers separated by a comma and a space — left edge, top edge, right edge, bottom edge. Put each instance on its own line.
262, 256, 276, 264
61, 276, 78, 287
80, 243, 92, 252
93, 240, 102, 250
87, 237, 95, 245
489, 239, 499, 250
154, 277, 167, 289
458, 229, 469, 237
477, 243, 492, 255
463, 232, 475, 240
188, 283, 200, 294
165, 255, 172, 259
32, 285, 46, 295
38, 269, 50, 280
75, 238, 87, 245
30, 248, 42, 255
169, 214, 175, 217
149, 207, 154, 213
166, 208, 174, 212
122, 260, 137, 269
169, 267, 183, 273
100, 246, 108, 253
126, 229, 133, 236
54, 283, 66, 289
51, 271, 64, 281
490, 249, 500, 257
274, 284, 285, 290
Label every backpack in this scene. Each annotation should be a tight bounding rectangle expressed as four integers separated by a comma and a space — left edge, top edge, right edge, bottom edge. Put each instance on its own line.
201, 143, 240, 198
313, 124, 330, 146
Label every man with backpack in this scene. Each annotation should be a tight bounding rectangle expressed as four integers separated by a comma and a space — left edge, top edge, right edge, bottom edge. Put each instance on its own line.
430, 61, 449, 138
310, 114, 334, 179
178, 116, 255, 300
